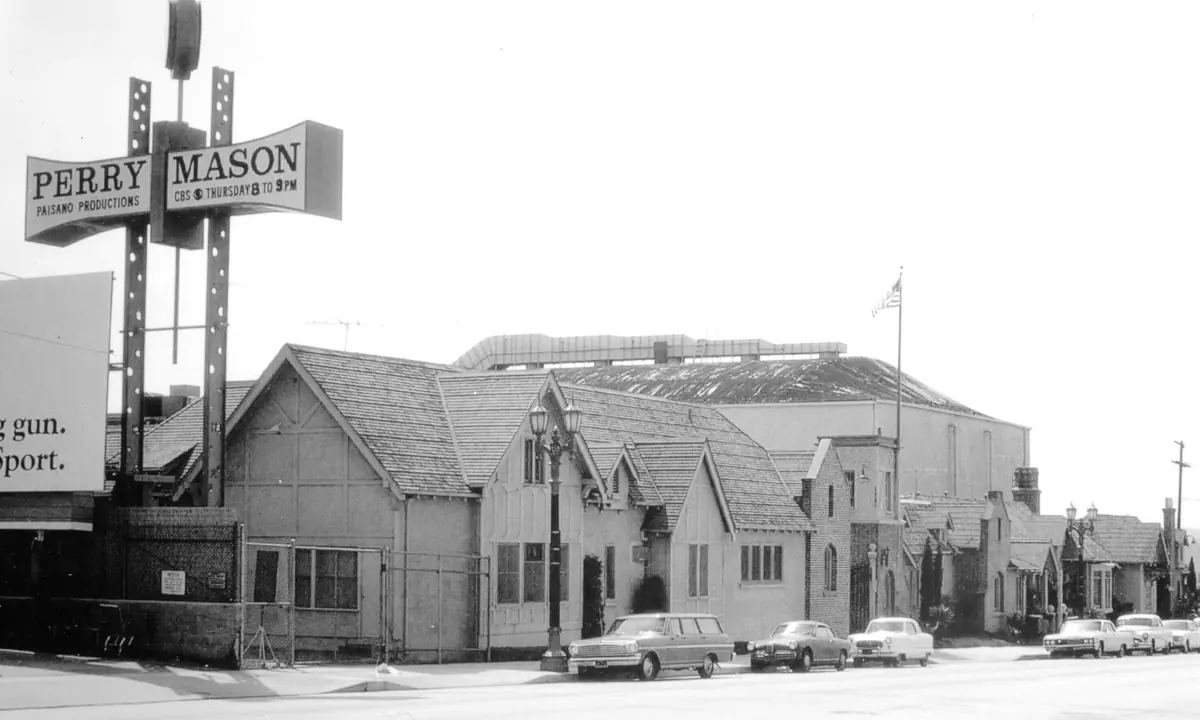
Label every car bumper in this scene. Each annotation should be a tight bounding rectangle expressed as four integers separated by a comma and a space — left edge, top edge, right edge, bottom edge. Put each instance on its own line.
569, 655, 641, 671
750, 649, 797, 666
1044, 643, 1096, 653
853, 648, 899, 660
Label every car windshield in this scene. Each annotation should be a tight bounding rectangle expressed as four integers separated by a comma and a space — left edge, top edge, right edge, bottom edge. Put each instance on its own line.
1061, 620, 1102, 634
1119, 617, 1155, 627
772, 622, 817, 637
1164, 621, 1191, 630
607, 617, 666, 635
865, 620, 907, 634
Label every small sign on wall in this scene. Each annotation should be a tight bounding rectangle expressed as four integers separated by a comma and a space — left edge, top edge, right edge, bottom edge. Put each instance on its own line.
207, 572, 227, 590
161, 570, 186, 596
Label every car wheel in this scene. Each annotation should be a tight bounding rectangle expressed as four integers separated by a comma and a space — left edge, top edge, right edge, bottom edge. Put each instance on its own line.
834, 651, 847, 672
853, 658, 864, 668
795, 649, 813, 673
1148, 641, 1156, 655
637, 654, 660, 681
698, 654, 717, 679
1093, 643, 1103, 659
919, 655, 929, 667
1162, 642, 1172, 655
1187, 641, 1191, 653
1116, 645, 1126, 658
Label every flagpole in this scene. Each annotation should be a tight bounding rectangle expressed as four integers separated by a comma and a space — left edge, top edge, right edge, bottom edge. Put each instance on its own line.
895, 267, 903, 504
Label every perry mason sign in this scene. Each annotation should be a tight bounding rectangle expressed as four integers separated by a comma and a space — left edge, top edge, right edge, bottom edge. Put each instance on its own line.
167, 121, 342, 218
25, 121, 341, 246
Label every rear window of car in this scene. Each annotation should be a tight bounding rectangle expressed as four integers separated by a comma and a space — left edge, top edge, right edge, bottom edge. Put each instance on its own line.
696, 617, 722, 634
1164, 620, 1191, 630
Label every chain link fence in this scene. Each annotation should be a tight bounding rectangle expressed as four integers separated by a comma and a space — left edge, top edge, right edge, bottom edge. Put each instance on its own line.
239, 538, 295, 669
391, 551, 491, 663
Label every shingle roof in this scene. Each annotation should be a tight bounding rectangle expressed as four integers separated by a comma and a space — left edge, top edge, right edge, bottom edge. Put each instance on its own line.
901, 496, 989, 550
769, 451, 814, 497
627, 439, 709, 531
287, 345, 470, 496
558, 357, 989, 418
1089, 514, 1165, 565
561, 383, 813, 533
624, 444, 666, 508
587, 443, 624, 480
1010, 541, 1052, 572
437, 372, 549, 486
900, 502, 955, 555
102, 382, 254, 492
1020, 514, 1067, 546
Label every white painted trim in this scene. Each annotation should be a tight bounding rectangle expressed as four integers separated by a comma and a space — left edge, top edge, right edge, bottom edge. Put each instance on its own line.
0, 521, 91, 531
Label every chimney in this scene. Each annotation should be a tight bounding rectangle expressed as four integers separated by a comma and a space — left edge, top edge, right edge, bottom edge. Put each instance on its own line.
986, 490, 1004, 504
1011, 466, 1041, 515
1164, 497, 1176, 533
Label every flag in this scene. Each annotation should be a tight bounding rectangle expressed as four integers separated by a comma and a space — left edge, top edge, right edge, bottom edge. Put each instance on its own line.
872, 276, 902, 317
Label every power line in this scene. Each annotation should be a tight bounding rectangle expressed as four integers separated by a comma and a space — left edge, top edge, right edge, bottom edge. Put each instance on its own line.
0, 327, 108, 354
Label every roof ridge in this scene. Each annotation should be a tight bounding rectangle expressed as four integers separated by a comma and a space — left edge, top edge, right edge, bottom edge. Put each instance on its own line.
560, 381, 729, 411
286, 343, 464, 374
434, 375, 471, 489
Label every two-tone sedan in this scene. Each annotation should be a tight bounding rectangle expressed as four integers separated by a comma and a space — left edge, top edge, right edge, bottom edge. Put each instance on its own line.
1163, 619, 1200, 652
747, 620, 852, 673
848, 617, 933, 668
1043, 619, 1133, 658
567, 613, 735, 681
1116, 613, 1175, 655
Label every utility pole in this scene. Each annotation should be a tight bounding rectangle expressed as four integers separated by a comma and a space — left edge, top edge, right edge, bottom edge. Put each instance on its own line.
1174, 441, 1190, 529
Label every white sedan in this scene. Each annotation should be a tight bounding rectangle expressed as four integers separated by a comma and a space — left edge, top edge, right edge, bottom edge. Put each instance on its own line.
848, 617, 934, 668
1163, 619, 1200, 652
1043, 618, 1133, 658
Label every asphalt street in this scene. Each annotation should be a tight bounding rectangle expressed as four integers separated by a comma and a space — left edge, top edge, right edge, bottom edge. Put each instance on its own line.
9, 653, 1199, 719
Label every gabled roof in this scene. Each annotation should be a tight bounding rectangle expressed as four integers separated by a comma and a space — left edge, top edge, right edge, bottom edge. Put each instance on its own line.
900, 496, 989, 550
588, 442, 625, 480
558, 357, 990, 418
769, 438, 844, 499
104, 382, 254, 493
624, 444, 666, 508
1089, 514, 1166, 565
899, 502, 955, 555
437, 371, 552, 487
561, 383, 814, 533
1010, 541, 1053, 572
627, 439, 733, 533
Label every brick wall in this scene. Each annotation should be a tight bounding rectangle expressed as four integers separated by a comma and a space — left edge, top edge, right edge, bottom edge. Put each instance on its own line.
0, 597, 239, 667
805, 449, 852, 637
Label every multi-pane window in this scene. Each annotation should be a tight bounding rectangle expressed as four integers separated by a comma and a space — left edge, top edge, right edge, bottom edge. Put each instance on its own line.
740, 544, 783, 583
295, 549, 358, 610
1090, 568, 1113, 610
604, 545, 616, 600
688, 544, 709, 597
497, 543, 520, 604
824, 545, 837, 591
523, 439, 544, 484
523, 543, 546, 602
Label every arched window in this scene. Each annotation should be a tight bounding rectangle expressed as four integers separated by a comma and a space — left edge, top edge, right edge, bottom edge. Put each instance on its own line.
885, 570, 896, 615
824, 545, 838, 591
993, 572, 1004, 612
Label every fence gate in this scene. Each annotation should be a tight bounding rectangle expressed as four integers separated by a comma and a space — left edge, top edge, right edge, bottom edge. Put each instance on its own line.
389, 551, 491, 663
239, 538, 295, 669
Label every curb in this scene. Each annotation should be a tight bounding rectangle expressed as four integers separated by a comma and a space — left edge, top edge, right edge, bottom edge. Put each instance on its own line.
328, 663, 756, 693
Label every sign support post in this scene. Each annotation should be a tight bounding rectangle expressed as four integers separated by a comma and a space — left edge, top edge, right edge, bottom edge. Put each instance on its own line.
118, 78, 153, 506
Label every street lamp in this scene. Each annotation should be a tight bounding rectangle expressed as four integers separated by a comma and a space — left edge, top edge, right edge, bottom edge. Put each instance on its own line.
529, 401, 583, 673
1066, 502, 1098, 618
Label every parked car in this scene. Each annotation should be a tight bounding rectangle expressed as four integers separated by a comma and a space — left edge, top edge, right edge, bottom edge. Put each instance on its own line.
747, 620, 852, 673
847, 617, 933, 668
567, 613, 735, 681
1043, 618, 1133, 658
1162, 619, 1200, 652
1116, 613, 1175, 654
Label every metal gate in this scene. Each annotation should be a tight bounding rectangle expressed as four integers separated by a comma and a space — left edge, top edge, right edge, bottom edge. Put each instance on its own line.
850, 562, 871, 634
239, 537, 295, 669
387, 551, 491, 663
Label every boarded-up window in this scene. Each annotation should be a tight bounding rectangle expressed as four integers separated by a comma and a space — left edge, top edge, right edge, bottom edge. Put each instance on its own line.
254, 550, 279, 603
604, 545, 616, 600
497, 543, 520, 604
524, 543, 545, 602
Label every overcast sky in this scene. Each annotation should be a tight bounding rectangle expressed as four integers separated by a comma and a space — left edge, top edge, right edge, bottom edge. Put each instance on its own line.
3, 1, 1198, 526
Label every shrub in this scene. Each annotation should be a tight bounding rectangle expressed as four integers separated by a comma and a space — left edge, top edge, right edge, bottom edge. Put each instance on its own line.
582, 554, 605, 638
630, 575, 668, 614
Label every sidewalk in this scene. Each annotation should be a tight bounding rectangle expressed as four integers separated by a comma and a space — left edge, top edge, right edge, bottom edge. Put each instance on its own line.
0, 645, 1041, 711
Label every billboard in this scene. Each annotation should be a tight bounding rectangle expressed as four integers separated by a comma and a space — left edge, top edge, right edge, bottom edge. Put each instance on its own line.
25, 156, 150, 247
0, 272, 113, 492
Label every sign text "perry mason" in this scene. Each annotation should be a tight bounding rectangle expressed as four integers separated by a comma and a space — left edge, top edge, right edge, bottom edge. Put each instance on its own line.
167, 123, 310, 214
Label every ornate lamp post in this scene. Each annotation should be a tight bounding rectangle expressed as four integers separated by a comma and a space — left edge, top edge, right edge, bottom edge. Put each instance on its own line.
1066, 502, 1098, 618
528, 401, 583, 673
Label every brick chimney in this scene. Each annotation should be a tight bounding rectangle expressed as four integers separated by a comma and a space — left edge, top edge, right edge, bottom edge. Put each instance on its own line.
1011, 466, 1041, 515
1164, 497, 1176, 533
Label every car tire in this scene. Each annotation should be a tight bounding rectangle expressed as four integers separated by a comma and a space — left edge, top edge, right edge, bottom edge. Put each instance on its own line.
795, 649, 813, 673
1116, 645, 1126, 658
637, 654, 660, 682
834, 651, 847, 672
698, 654, 717, 679
1186, 641, 1191, 653
919, 655, 929, 667
1093, 644, 1103, 659
853, 658, 864, 668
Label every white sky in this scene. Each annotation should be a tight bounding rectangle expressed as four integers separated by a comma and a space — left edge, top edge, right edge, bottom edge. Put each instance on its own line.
3, 0, 1199, 526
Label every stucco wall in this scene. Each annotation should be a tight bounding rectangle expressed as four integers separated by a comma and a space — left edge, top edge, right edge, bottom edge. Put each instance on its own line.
581, 505, 647, 629
671, 461, 729, 619
716, 403, 1030, 506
